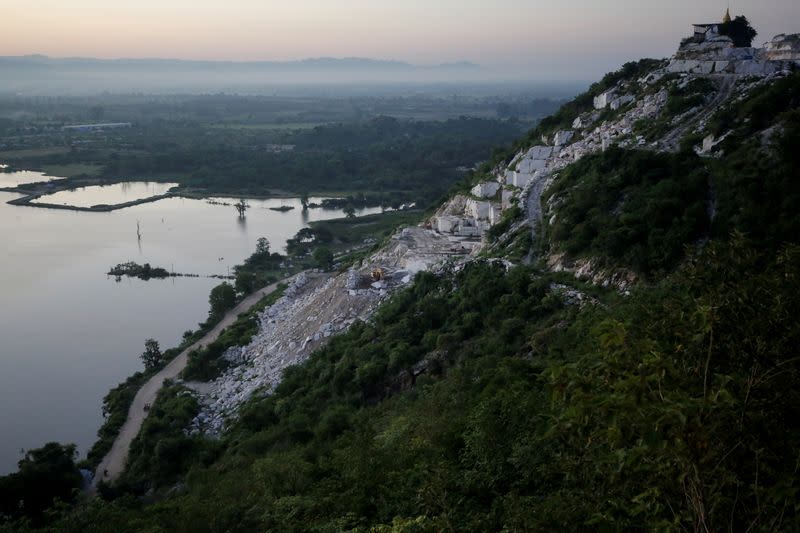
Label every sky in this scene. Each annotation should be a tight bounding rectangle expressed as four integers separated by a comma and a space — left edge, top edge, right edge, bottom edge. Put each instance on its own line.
1, 0, 799, 78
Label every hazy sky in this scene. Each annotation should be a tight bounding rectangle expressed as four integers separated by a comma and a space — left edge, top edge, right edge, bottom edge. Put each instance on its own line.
2, 0, 799, 78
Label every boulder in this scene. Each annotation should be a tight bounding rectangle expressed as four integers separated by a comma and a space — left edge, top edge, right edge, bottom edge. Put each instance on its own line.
593, 89, 616, 109
553, 130, 574, 147
470, 181, 501, 198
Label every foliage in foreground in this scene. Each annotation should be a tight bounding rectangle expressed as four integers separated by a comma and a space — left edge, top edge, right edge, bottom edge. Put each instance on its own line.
0, 444, 82, 528
9, 233, 799, 531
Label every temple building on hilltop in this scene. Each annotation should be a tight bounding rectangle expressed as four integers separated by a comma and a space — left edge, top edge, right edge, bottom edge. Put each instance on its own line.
692, 9, 732, 43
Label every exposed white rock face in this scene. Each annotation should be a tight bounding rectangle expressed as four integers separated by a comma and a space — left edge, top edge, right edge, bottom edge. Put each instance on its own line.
610, 95, 635, 110
501, 189, 515, 210
489, 204, 503, 225
518, 146, 552, 170
553, 130, 574, 147
503, 145, 554, 190
670, 32, 799, 75
190, 227, 460, 435
470, 181, 501, 198
764, 34, 800, 61
677, 35, 735, 60
594, 90, 616, 110
431, 193, 501, 238
435, 215, 459, 233
547, 253, 637, 292
466, 198, 492, 220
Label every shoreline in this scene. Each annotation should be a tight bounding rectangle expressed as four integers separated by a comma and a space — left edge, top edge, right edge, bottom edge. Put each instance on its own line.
6, 191, 176, 212
1, 181, 385, 213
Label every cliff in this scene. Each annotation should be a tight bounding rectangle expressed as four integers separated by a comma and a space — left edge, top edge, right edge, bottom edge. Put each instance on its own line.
12, 24, 800, 533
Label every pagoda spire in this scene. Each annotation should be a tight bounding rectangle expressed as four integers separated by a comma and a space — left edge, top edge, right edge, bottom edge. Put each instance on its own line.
723, 7, 732, 24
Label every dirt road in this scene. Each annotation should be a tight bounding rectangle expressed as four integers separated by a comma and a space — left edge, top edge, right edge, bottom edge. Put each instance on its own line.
92, 274, 303, 487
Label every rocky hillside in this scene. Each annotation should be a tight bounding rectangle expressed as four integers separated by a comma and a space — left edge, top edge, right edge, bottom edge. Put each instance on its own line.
6, 26, 800, 533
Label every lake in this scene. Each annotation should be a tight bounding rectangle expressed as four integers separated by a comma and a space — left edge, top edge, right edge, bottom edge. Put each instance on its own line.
0, 169, 60, 187
0, 170, 382, 473
31, 182, 178, 207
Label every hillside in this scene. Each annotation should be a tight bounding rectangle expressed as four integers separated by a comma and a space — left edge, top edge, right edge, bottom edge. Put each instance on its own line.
3, 27, 800, 533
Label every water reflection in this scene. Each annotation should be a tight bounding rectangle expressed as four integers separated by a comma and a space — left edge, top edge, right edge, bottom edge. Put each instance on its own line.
0, 189, 384, 473
32, 182, 178, 208
0, 168, 62, 187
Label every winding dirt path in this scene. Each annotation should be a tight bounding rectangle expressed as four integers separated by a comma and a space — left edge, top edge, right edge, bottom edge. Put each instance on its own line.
92, 274, 304, 488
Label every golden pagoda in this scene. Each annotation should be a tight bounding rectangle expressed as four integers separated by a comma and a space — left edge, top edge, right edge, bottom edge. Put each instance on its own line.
723, 8, 732, 24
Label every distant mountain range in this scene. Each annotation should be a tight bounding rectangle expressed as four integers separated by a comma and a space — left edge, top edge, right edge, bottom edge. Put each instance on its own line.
0, 55, 483, 94
0, 55, 479, 70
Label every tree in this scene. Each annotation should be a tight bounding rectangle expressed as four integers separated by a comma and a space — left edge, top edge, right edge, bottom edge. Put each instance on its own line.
343, 203, 356, 219
720, 15, 757, 47
300, 191, 309, 211
0, 442, 82, 526
296, 227, 315, 242
255, 237, 270, 255
235, 270, 257, 296
140, 338, 163, 370
234, 198, 249, 218
209, 282, 237, 320
313, 247, 335, 271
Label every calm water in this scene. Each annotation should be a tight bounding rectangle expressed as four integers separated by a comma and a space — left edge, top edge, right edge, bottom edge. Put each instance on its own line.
0, 169, 61, 187
32, 182, 178, 207
0, 171, 382, 473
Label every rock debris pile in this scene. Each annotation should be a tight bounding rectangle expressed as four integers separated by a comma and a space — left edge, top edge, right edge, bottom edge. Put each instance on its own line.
189, 227, 459, 435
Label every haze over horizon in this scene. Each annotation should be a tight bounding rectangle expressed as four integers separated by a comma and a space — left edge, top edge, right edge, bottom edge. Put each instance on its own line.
3, 0, 799, 80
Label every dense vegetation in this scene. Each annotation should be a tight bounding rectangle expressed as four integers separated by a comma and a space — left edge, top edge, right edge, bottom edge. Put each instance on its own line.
542, 72, 800, 277
0, 444, 83, 528
10, 233, 799, 531
543, 148, 709, 275
3, 64, 800, 532
0, 92, 549, 208
719, 15, 758, 47
108, 262, 171, 280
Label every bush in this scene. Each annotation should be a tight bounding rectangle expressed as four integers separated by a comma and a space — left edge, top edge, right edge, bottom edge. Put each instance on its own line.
208, 282, 236, 321
0, 443, 82, 526
543, 147, 708, 274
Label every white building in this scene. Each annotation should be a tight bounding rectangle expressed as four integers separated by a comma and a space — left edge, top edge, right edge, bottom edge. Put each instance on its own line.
693, 23, 722, 43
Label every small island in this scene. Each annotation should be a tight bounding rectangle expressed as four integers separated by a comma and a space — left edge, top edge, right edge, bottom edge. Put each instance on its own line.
268, 205, 295, 212
108, 262, 174, 280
